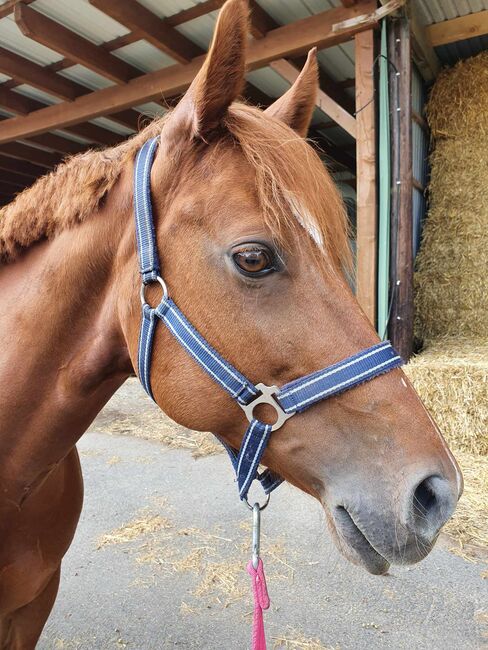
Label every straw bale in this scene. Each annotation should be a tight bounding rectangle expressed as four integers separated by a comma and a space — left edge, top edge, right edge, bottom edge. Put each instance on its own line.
426, 51, 488, 139
443, 450, 488, 558
414, 52, 488, 343
414, 139, 488, 342
405, 339, 488, 456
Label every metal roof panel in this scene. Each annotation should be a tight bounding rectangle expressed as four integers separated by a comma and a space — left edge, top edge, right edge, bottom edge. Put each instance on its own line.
31, 0, 130, 45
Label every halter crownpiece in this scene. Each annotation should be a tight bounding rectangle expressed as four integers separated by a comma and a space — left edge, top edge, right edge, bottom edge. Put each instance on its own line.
134, 137, 403, 500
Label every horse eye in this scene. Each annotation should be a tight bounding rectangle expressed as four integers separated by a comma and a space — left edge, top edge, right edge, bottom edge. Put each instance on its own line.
232, 245, 274, 276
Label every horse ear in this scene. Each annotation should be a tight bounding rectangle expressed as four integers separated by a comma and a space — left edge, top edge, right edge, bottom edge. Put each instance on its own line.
265, 49, 318, 137
167, 0, 249, 139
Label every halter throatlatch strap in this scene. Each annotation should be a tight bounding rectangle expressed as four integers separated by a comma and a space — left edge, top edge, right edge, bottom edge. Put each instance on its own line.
133, 137, 404, 500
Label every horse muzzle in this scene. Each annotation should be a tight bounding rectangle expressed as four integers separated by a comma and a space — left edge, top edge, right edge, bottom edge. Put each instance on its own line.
323, 469, 460, 575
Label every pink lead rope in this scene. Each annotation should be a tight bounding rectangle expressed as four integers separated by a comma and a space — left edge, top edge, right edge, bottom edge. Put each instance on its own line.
247, 502, 270, 650
247, 558, 270, 650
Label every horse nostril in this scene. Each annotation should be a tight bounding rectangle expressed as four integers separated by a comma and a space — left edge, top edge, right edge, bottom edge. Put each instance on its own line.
411, 475, 457, 539
414, 477, 437, 515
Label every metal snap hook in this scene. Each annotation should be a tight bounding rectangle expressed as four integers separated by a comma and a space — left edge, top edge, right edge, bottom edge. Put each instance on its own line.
251, 502, 261, 569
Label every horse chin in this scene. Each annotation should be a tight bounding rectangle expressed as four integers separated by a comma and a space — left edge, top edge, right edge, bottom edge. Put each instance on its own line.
324, 505, 391, 575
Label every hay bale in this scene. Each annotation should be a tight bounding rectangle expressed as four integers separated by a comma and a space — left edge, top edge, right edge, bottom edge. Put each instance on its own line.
426, 51, 488, 139
405, 339, 488, 456
414, 139, 488, 342
443, 450, 488, 558
415, 52, 488, 343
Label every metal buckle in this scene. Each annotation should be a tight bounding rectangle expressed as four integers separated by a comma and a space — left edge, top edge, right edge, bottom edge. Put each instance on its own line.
140, 275, 168, 307
240, 383, 294, 432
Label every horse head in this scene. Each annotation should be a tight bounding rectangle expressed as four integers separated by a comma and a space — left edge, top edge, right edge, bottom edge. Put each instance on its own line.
118, 0, 461, 575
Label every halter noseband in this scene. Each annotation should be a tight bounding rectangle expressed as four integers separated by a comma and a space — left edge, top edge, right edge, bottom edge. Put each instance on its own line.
134, 138, 403, 501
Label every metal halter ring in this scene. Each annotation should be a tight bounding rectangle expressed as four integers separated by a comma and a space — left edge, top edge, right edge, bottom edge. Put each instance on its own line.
243, 493, 270, 511
140, 275, 168, 307
240, 383, 294, 432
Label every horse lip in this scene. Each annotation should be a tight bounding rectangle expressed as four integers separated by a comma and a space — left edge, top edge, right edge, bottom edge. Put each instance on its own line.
332, 505, 391, 575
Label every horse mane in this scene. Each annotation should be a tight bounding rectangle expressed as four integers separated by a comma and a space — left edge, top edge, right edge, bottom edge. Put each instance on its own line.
0, 103, 351, 272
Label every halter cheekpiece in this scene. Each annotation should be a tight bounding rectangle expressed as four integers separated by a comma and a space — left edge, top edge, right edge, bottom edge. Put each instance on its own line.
134, 137, 403, 501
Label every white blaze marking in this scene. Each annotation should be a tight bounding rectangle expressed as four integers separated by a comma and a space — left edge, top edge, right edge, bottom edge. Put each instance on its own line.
286, 194, 323, 248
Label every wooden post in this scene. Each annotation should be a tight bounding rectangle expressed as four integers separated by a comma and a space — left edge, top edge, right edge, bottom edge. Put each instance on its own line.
355, 29, 377, 325
388, 16, 413, 360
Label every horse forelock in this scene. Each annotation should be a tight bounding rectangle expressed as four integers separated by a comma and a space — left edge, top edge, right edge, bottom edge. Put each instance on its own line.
0, 102, 351, 275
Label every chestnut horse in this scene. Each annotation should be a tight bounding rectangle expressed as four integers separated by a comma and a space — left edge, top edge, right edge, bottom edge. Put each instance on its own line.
0, 0, 461, 647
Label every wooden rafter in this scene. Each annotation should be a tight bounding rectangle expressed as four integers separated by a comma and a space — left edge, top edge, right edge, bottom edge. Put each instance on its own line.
15, 2, 141, 84
0, 0, 34, 20
0, 86, 44, 115
310, 131, 356, 173
0, 0, 378, 144
0, 31, 143, 133
89, 0, 275, 108
409, 2, 440, 82
26, 133, 86, 156
0, 176, 28, 189
66, 123, 124, 146
427, 10, 488, 46
2, 169, 36, 186
0, 154, 45, 177
0, 83, 132, 145
0, 46, 82, 101
0, 143, 62, 167
89, 0, 203, 63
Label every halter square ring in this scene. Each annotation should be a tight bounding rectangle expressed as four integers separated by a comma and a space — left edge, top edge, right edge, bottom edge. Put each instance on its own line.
240, 383, 294, 432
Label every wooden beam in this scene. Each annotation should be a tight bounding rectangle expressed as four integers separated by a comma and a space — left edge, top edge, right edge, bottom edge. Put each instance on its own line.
107, 110, 140, 131
334, 0, 406, 34
1, 170, 36, 186
412, 178, 424, 192
270, 59, 356, 137
388, 17, 413, 360
412, 109, 428, 132
0, 85, 45, 115
340, 1, 358, 7
26, 133, 86, 156
311, 133, 356, 173
0, 180, 29, 196
427, 10, 488, 46
0, 46, 80, 101
0, 143, 62, 168
89, 0, 203, 63
0, 176, 28, 189
409, 3, 440, 82
0, 57, 142, 132
15, 2, 141, 84
0, 0, 379, 144
0, 154, 45, 178
165, 0, 224, 26
65, 123, 124, 147
0, 0, 34, 19
355, 29, 376, 325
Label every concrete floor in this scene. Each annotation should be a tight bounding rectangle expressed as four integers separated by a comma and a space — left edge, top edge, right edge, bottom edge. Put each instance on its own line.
38, 381, 487, 650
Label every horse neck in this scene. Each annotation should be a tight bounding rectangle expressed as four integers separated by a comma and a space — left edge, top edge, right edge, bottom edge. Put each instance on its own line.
0, 175, 134, 501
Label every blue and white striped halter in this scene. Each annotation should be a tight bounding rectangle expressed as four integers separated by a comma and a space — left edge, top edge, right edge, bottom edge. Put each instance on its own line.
134, 137, 403, 502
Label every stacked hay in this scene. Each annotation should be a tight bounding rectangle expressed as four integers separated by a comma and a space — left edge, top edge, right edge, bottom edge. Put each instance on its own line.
405, 52, 488, 556
414, 51, 488, 342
